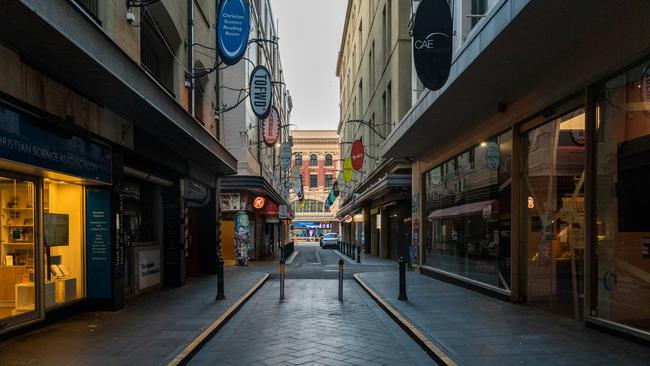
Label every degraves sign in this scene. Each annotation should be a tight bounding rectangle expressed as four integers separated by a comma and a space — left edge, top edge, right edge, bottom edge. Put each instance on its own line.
413, 0, 453, 91
351, 139, 364, 171
217, 0, 250, 65
263, 106, 280, 146
250, 65, 273, 119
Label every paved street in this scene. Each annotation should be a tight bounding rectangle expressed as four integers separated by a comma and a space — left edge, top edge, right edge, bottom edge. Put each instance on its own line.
190, 279, 432, 366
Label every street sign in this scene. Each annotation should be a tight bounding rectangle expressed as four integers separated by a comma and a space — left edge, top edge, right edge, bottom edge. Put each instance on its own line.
249, 65, 273, 119
344, 158, 353, 181
351, 139, 364, 171
413, 0, 452, 91
280, 142, 292, 172
217, 0, 250, 66
263, 106, 280, 147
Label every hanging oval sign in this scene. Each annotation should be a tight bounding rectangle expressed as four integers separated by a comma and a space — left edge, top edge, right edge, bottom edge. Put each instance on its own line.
217, 0, 250, 66
280, 142, 292, 172
351, 139, 364, 171
249, 65, 273, 119
485, 141, 500, 170
337, 171, 345, 184
343, 158, 354, 182
332, 181, 340, 197
263, 106, 280, 147
413, 0, 453, 91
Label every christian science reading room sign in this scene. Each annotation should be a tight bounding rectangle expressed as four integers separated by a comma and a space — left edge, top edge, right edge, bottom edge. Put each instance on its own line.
413, 0, 453, 91
250, 65, 273, 119
217, 0, 250, 65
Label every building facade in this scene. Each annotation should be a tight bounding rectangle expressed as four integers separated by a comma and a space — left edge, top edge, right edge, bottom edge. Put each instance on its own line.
384, 0, 650, 340
335, 0, 413, 261
0, 0, 237, 334
289, 130, 340, 239
219, 0, 293, 263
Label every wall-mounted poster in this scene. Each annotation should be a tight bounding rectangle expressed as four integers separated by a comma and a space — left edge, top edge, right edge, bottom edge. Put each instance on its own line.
221, 193, 241, 212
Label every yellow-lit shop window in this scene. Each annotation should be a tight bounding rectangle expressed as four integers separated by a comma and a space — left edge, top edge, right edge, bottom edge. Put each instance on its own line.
43, 180, 85, 308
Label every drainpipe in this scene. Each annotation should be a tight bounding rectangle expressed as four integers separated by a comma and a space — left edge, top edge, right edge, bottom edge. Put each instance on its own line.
187, 0, 194, 115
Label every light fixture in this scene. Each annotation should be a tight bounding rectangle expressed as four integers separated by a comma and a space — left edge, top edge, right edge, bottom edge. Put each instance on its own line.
480, 142, 487, 147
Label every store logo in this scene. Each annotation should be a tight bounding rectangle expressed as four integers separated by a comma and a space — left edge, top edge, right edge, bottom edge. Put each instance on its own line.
414, 33, 450, 50
249, 66, 273, 119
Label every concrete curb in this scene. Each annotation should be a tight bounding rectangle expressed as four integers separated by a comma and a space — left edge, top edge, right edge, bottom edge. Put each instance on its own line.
353, 273, 457, 366
334, 250, 356, 264
285, 251, 299, 264
166, 273, 270, 366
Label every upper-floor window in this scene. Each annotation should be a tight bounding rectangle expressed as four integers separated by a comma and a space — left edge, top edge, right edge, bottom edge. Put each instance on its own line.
295, 153, 303, 167
74, 0, 99, 20
141, 10, 175, 94
309, 154, 318, 166
309, 174, 318, 188
325, 154, 333, 166
325, 174, 333, 188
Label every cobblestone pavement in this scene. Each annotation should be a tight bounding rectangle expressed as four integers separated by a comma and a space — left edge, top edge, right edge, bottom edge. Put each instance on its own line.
190, 279, 433, 366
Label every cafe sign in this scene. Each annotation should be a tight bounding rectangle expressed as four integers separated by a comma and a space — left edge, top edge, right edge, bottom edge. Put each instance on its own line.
351, 139, 364, 171
413, 0, 453, 91
263, 106, 280, 147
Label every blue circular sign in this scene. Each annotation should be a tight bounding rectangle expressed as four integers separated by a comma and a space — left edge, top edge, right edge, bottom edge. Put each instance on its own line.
486, 141, 500, 170
217, 0, 250, 65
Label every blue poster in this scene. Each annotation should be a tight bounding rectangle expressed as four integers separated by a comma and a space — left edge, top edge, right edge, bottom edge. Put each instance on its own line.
86, 189, 112, 299
217, 0, 250, 65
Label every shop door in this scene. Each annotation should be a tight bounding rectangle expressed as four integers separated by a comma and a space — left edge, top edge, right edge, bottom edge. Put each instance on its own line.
522, 109, 586, 320
0, 174, 41, 331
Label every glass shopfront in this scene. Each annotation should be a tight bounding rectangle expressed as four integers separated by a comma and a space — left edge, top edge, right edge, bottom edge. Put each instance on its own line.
423, 131, 512, 290
523, 110, 586, 319
593, 61, 650, 333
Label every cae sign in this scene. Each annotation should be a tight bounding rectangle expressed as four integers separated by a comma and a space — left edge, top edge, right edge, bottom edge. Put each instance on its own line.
250, 65, 273, 119
217, 0, 250, 65
413, 0, 452, 91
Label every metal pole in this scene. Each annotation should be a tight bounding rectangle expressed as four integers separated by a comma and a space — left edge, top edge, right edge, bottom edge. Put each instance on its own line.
338, 259, 344, 301
280, 257, 286, 300
352, 244, 356, 260
216, 257, 225, 300
357, 245, 361, 264
398, 256, 408, 301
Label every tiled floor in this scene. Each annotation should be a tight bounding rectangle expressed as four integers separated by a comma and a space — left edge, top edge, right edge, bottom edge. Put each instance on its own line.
190, 279, 433, 366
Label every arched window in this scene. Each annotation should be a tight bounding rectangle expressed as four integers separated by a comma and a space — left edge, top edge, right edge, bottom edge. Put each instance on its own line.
309, 154, 318, 166
295, 153, 302, 167
325, 154, 333, 166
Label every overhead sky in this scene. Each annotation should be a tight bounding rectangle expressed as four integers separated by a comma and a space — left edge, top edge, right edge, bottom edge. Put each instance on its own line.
271, 0, 347, 131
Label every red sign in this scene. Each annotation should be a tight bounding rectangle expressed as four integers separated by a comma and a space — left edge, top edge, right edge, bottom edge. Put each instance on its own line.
263, 106, 280, 147
253, 196, 266, 209
351, 139, 364, 171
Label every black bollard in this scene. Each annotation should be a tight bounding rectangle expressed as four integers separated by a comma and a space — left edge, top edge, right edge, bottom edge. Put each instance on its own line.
398, 256, 408, 301
216, 257, 225, 300
357, 245, 361, 264
352, 244, 356, 260
280, 257, 286, 300
338, 259, 344, 301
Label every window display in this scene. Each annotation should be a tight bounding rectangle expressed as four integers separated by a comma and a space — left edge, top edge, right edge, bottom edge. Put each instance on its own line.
523, 110, 585, 320
423, 131, 512, 290
594, 61, 650, 333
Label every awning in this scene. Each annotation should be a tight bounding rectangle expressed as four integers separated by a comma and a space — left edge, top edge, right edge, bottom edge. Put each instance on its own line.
220, 175, 291, 210
0, 0, 237, 175
336, 174, 411, 219
427, 200, 497, 220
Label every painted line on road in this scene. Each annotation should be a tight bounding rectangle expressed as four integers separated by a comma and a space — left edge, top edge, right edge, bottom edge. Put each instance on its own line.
166, 273, 270, 366
353, 273, 457, 366
285, 251, 299, 264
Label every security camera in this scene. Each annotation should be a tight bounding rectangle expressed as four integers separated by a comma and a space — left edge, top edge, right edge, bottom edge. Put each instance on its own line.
126, 11, 136, 25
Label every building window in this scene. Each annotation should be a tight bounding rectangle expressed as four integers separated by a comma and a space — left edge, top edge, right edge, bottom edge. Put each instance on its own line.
325, 154, 333, 166
309, 174, 318, 188
423, 130, 512, 290
193, 71, 207, 124
291, 199, 327, 213
141, 11, 175, 94
470, 0, 488, 28
325, 174, 333, 188
295, 153, 303, 167
74, 0, 99, 19
593, 61, 650, 332
309, 154, 318, 166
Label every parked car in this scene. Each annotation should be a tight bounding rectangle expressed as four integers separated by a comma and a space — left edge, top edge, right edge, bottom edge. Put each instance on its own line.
320, 233, 339, 249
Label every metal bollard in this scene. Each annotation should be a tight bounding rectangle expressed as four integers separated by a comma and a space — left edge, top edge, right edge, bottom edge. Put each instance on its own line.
357, 245, 361, 264
352, 244, 356, 260
338, 259, 344, 301
280, 257, 286, 300
398, 256, 408, 301
216, 257, 226, 300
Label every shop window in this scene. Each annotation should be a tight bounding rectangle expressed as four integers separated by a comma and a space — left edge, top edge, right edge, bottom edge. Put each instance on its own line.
325, 154, 333, 166
295, 153, 303, 167
423, 130, 512, 290
523, 109, 585, 320
0, 178, 36, 322
43, 180, 85, 308
309, 174, 318, 188
593, 61, 650, 332
309, 154, 318, 167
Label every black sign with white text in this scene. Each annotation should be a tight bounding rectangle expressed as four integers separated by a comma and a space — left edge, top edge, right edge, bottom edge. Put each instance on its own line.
413, 0, 453, 91
249, 65, 273, 120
